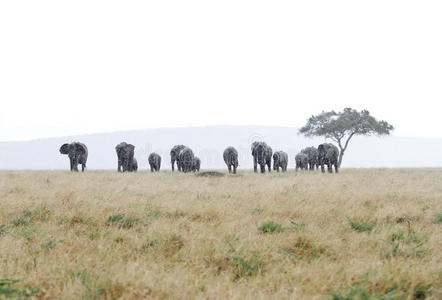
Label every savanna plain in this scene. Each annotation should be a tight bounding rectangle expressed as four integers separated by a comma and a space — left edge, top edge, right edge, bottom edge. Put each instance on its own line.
0, 169, 441, 299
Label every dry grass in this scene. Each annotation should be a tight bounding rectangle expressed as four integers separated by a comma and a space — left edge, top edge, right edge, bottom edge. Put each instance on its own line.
0, 169, 441, 299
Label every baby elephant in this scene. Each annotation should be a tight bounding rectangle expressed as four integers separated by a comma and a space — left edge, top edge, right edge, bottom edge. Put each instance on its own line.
295, 152, 308, 171
273, 151, 288, 172
223, 146, 239, 174
192, 157, 201, 172
148, 153, 162, 172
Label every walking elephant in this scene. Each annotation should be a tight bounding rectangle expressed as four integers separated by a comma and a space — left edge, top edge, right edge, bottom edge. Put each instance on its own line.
59, 142, 88, 172
191, 156, 201, 172
295, 152, 308, 171
178, 147, 194, 173
301, 146, 319, 170
115, 142, 137, 172
170, 145, 185, 171
318, 143, 339, 173
273, 151, 288, 172
251, 142, 272, 173
148, 153, 161, 172
223, 146, 239, 174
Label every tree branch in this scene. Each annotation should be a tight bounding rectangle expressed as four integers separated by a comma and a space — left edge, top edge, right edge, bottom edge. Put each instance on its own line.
342, 132, 356, 152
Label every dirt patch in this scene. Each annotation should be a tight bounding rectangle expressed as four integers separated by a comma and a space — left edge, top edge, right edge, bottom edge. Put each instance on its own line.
195, 171, 225, 177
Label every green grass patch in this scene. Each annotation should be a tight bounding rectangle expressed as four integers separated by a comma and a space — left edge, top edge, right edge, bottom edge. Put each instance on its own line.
11, 204, 50, 227
230, 254, 265, 280
348, 218, 375, 233
251, 207, 264, 215
433, 212, 442, 224
0, 278, 40, 298
259, 221, 283, 233
106, 214, 125, 223
41, 240, 58, 250
329, 279, 433, 300
106, 214, 140, 229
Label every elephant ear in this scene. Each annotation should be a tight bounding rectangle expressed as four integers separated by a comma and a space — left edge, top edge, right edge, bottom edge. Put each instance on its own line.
127, 144, 135, 153
115, 142, 125, 153
60, 143, 69, 154
75, 143, 86, 154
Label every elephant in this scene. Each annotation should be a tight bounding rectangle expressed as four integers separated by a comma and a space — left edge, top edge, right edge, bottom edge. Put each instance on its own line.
191, 156, 201, 172
59, 142, 88, 172
301, 146, 319, 170
273, 151, 288, 172
131, 158, 138, 172
223, 146, 239, 174
295, 152, 309, 171
251, 142, 272, 173
178, 147, 194, 173
170, 145, 185, 171
318, 143, 339, 173
115, 142, 137, 172
148, 153, 161, 172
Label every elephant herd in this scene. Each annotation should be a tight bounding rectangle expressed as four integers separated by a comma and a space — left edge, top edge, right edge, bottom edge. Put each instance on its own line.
59, 141, 339, 174
294, 144, 339, 173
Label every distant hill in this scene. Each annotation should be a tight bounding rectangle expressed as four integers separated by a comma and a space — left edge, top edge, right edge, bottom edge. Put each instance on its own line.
1, 125, 441, 169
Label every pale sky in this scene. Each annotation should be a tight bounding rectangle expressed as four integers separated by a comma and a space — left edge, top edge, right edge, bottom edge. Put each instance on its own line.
1, 1, 441, 141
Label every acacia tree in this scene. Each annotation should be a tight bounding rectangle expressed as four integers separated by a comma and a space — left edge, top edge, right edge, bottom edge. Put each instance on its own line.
299, 108, 394, 167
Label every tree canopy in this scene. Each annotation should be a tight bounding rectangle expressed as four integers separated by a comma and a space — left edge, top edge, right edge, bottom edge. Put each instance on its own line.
299, 108, 394, 166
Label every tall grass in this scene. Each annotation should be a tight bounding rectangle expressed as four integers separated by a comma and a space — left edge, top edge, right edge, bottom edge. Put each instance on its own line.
0, 169, 440, 298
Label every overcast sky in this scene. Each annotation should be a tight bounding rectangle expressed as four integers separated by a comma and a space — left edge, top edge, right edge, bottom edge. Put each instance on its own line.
1, 1, 441, 141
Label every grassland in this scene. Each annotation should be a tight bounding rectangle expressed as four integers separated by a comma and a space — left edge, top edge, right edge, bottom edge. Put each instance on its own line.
0, 169, 441, 299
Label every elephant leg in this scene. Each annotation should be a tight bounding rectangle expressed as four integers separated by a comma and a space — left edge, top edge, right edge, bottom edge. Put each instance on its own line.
276, 165, 279, 172
70, 159, 74, 171
327, 163, 332, 173
228, 165, 231, 173
267, 161, 271, 172
82, 164, 85, 172
233, 166, 236, 174
171, 160, 175, 171
335, 163, 339, 173
253, 157, 257, 173
260, 165, 265, 173
150, 165, 154, 172
321, 164, 325, 173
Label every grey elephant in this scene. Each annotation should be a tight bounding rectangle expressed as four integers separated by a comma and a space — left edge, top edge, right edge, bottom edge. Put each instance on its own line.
115, 142, 137, 172
148, 153, 161, 172
318, 143, 339, 173
59, 142, 88, 172
191, 156, 201, 172
273, 151, 288, 172
178, 147, 194, 173
295, 152, 309, 171
251, 142, 272, 173
301, 146, 319, 170
223, 146, 239, 174
170, 145, 185, 171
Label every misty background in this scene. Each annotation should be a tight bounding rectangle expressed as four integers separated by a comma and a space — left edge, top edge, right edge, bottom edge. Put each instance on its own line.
1, 1, 441, 167
1, 125, 441, 170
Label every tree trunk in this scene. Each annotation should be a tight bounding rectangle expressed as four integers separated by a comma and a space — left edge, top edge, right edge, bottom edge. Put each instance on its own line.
338, 149, 344, 167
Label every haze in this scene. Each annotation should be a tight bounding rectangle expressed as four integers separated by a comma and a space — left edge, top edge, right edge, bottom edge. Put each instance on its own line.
1, 1, 442, 142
